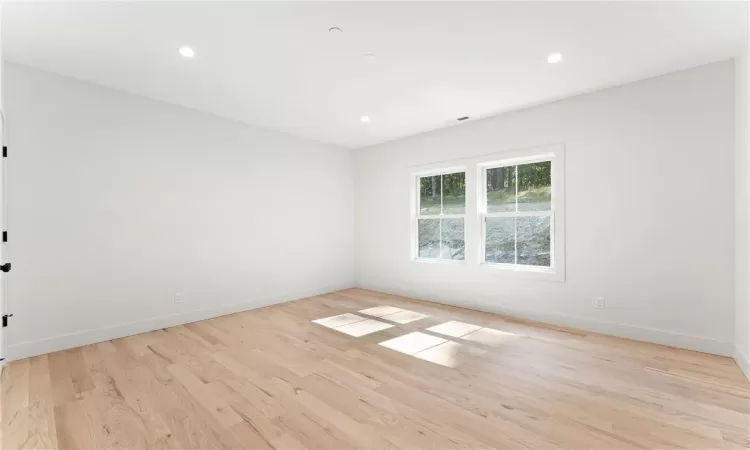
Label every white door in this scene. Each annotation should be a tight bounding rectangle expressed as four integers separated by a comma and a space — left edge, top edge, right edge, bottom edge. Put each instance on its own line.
0, 4, 7, 365
0, 109, 5, 365
0, 3, 5, 366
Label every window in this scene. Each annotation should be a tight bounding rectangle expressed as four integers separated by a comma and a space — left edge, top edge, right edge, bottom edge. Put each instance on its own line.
410, 145, 564, 279
480, 157, 554, 269
415, 170, 466, 261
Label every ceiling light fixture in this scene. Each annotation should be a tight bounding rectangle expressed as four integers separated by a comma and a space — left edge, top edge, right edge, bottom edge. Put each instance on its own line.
547, 52, 563, 64
361, 116, 370, 123
329, 27, 342, 33
178, 45, 195, 59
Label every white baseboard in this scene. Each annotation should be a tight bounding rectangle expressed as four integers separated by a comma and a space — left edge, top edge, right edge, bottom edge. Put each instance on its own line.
6, 283, 353, 362
356, 282, 734, 357
8, 281, 737, 362
735, 346, 750, 381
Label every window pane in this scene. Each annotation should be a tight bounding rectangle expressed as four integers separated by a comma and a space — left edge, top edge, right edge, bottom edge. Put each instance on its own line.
419, 175, 442, 215
485, 217, 515, 264
418, 219, 440, 258
486, 166, 516, 213
442, 172, 465, 214
440, 218, 465, 260
517, 216, 551, 267
517, 161, 551, 211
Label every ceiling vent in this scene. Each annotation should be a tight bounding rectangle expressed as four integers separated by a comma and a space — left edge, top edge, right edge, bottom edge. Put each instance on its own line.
443, 115, 480, 127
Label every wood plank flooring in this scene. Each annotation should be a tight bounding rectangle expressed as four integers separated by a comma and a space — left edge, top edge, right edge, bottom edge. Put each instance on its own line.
2, 288, 749, 449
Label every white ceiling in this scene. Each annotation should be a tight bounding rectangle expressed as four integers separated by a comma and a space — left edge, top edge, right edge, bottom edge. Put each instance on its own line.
4, 2, 748, 149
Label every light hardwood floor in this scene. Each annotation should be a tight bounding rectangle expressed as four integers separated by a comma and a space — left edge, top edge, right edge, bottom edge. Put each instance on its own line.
2, 288, 749, 449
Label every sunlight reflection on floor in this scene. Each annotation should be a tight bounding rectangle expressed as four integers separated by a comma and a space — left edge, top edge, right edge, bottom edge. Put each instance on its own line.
358, 305, 405, 317
426, 320, 482, 337
312, 314, 511, 369
429, 321, 518, 346
379, 332, 447, 355
381, 310, 429, 324
360, 305, 430, 324
335, 319, 394, 337
413, 340, 487, 368
312, 313, 367, 328
462, 327, 517, 345
312, 313, 394, 336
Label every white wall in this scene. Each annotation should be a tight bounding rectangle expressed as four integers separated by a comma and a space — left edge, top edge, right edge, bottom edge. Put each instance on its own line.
736, 28, 750, 378
5, 59, 740, 361
355, 61, 736, 355
4, 63, 354, 360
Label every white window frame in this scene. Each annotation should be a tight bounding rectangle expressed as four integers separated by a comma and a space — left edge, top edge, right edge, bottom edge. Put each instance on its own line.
411, 166, 467, 264
478, 146, 565, 281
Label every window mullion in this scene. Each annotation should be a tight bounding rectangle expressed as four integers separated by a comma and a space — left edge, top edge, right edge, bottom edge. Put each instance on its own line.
514, 165, 519, 213
440, 174, 444, 214
485, 211, 551, 218
416, 176, 421, 216
485, 215, 489, 264
549, 213, 555, 269
439, 217, 443, 259
439, 174, 444, 259
515, 217, 519, 265
514, 166, 519, 264
419, 214, 463, 219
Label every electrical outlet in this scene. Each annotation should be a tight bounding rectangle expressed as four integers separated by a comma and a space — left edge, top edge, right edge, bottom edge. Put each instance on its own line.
593, 297, 605, 309
174, 293, 184, 304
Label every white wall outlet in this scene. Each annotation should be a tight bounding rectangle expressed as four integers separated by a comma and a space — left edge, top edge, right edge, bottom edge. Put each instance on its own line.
593, 297, 605, 309
174, 293, 184, 304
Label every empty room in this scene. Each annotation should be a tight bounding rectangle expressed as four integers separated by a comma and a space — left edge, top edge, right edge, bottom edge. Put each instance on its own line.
1, 1, 749, 449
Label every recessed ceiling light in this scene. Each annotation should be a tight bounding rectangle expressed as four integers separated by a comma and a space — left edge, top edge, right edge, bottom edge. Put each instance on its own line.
361, 116, 370, 123
547, 52, 563, 64
329, 27, 342, 33
178, 45, 195, 59
364, 53, 377, 64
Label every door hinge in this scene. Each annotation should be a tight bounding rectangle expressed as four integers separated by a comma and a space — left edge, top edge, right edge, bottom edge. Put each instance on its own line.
2, 146, 6, 158
0, 263, 10, 273
2, 314, 12, 327
2, 231, 7, 242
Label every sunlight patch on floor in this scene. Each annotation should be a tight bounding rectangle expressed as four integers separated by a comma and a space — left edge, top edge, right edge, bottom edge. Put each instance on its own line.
312, 313, 367, 328
428, 320, 518, 346
381, 310, 429, 324
312, 313, 394, 337
462, 328, 517, 346
359, 306, 404, 317
360, 305, 430, 324
336, 319, 394, 337
413, 340, 487, 368
379, 332, 488, 368
426, 320, 482, 337
379, 332, 447, 355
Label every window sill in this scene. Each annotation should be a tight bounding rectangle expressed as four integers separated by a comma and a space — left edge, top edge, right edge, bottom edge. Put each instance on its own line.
413, 257, 466, 265
480, 262, 565, 282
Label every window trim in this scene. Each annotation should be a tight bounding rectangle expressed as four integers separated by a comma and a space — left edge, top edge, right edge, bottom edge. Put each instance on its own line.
408, 143, 565, 282
412, 167, 467, 264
